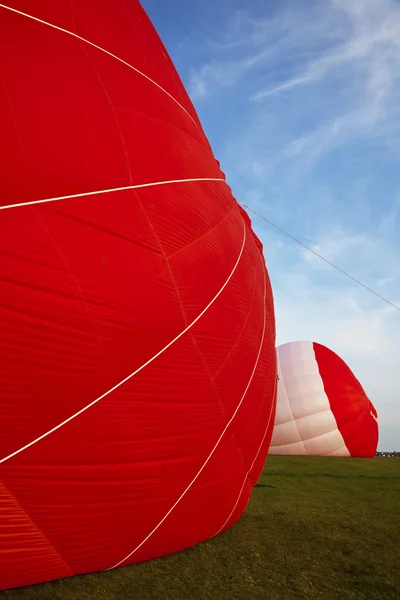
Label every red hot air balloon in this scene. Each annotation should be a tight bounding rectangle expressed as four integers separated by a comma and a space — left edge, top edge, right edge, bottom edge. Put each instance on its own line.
0, 0, 277, 591
269, 341, 379, 457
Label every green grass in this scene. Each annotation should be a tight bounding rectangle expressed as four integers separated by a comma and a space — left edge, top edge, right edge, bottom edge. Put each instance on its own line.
4, 456, 400, 600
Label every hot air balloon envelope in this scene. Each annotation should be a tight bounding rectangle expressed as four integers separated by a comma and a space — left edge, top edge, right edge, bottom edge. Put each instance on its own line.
0, 0, 277, 591
269, 341, 378, 457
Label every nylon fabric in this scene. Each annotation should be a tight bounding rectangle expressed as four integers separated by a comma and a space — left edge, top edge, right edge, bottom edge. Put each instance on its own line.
313, 343, 379, 458
269, 341, 378, 457
0, 0, 277, 590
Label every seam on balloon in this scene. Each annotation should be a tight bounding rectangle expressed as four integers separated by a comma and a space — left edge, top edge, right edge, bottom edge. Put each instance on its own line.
0, 477, 75, 576
276, 350, 307, 454
131, 184, 244, 468
193, 243, 262, 489
273, 406, 334, 430
0, 3, 199, 128
272, 423, 347, 449
212, 268, 271, 537
0, 221, 246, 465
81, 43, 135, 188
177, 227, 258, 479
324, 445, 349, 457
211, 251, 259, 381
310, 345, 349, 454
167, 204, 236, 260
108, 233, 268, 570
0, 178, 226, 211
115, 104, 209, 152
214, 386, 275, 537
327, 407, 370, 456
329, 399, 371, 432
31, 207, 107, 364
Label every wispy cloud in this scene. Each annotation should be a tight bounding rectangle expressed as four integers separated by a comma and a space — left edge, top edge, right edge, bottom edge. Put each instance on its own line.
163, 0, 400, 449
188, 46, 273, 99
189, 0, 400, 164
187, 4, 336, 100
251, 2, 399, 101
251, 74, 314, 100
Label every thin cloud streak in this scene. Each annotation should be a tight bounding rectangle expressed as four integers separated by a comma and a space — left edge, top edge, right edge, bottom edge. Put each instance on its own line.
165, 0, 400, 449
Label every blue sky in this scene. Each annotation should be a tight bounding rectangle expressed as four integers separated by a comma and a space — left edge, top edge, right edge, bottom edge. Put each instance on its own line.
142, 0, 400, 451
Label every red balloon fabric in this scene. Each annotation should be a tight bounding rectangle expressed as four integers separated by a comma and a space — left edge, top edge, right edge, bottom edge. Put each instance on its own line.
0, 0, 277, 591
269, 341, 379, 457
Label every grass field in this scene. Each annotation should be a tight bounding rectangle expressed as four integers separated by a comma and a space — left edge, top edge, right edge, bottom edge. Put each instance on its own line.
4, 456, 399, 600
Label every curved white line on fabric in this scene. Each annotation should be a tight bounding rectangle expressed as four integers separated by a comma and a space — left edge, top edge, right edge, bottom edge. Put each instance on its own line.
370, 411, 378, 423
213, 270, 271, 538
0, 3, 198, 127
0, 178, 226, 211
214, 407, 274, 537
0, 220, 246, 465
108, 251, 268, 570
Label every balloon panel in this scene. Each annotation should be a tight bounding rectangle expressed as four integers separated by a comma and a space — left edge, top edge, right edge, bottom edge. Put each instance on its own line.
0, 0, 277, 590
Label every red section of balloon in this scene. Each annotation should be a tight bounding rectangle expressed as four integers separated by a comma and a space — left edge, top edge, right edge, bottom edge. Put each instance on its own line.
270, 341, 378, 458
313, 343, 378, 457
0, 0, 277, 591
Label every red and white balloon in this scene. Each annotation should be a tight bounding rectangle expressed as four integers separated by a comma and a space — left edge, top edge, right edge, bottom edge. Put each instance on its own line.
270, 341, 378, 457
